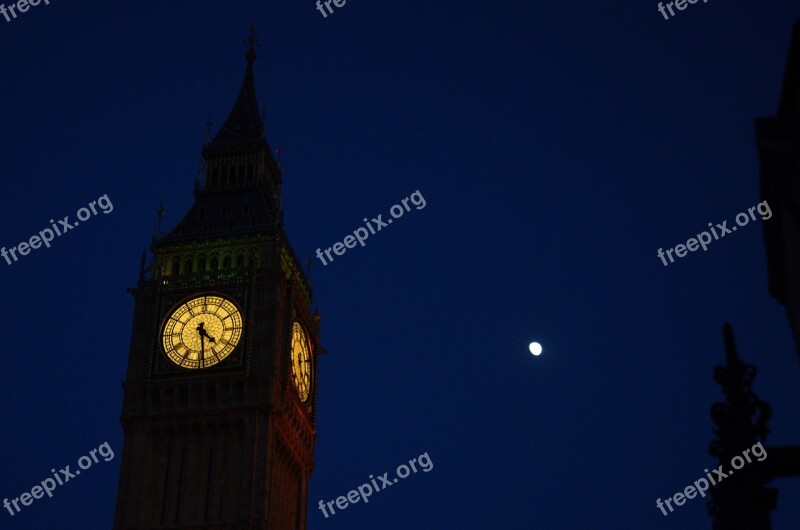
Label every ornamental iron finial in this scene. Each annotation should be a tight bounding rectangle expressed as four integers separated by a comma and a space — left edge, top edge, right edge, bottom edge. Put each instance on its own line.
245, 25, 260, 65
708, 322, 776, 529
204, 116, 213, 144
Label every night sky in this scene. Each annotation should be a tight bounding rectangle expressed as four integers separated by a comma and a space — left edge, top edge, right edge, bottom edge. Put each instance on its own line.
1, 0, 800, 528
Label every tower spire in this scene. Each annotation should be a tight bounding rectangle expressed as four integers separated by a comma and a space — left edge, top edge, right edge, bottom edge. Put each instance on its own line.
206, 27, 266, 149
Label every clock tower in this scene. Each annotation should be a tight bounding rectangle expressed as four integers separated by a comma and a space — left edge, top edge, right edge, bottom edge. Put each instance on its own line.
113, 35, 320, 530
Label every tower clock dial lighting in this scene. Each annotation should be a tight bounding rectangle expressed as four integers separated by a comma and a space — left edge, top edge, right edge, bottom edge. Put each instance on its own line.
291, 322, 312, 401
161, 295, 243, 369
115, 36, 320, 529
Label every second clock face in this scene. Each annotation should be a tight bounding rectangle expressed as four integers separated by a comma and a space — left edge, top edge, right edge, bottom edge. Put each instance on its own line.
291, 322, 312, 402
162, 295, 243, 369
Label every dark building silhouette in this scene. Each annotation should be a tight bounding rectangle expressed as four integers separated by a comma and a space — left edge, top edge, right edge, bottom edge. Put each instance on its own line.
706, 16, 800, 530
756, 17, 800, 360
113, 35, 320, 529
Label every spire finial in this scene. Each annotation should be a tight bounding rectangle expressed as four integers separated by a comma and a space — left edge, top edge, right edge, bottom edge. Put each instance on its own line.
245, 25, 260, 65
152, 202, 165, 243
155, 202, 165, 231
205, 116, 213, 135
139, 249, 147, 282
204, 116, 214, 144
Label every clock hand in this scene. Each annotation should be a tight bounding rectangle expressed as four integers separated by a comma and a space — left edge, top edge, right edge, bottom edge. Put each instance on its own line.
195, 321, 217, 343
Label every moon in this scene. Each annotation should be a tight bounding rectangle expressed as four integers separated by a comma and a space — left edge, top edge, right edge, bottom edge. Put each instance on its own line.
529, 342, 542, 356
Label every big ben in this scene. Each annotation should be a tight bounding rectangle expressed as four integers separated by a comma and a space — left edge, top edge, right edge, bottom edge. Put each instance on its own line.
113, 33, 320, 530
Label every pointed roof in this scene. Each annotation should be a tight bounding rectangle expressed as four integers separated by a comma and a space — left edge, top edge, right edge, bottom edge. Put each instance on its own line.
208, 30, 267, 149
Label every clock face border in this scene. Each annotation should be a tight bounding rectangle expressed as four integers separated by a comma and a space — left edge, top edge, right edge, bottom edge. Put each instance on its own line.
161, 295, 243, 370
153, 289, 248, 377
290, 321, 313, 403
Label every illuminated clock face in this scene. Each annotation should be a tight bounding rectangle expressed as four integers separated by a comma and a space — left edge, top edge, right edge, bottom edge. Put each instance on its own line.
291, 322, 312, 402
162, 295, 243, 369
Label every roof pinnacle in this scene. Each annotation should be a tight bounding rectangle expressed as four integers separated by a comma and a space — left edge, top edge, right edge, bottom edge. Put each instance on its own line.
245, 25, 260, 66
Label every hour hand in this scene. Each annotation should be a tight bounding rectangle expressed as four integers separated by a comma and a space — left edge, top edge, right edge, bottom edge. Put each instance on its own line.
196, 322, 216, 342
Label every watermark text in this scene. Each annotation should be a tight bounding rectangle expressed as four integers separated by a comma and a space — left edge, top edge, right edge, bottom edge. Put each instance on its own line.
656, 441, 767, 516
2, 194, 114, 266
657, 200, 771, 267
318, 451, 433, 518
3, 441, 115, 517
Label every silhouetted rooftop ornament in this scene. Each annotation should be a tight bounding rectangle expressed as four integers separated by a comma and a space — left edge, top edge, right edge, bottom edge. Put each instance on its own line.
204, 116, 213, 145
245, 25, 260, 64
151, 202, 165, 245
708, 323, 776, 529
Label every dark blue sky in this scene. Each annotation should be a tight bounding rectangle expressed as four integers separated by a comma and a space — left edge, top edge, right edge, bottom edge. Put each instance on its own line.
1, 0, 799, 528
